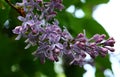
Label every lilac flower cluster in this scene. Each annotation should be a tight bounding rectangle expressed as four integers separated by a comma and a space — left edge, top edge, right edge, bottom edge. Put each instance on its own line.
67, 33, 115, 66
13, 0, 115, 66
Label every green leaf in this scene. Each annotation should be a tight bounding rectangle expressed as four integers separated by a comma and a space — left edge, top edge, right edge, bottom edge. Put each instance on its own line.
80, 18, 109, 37
34, 60, 57, 77
63, 0, 83, 8
82, 0, 109, 17
95, 56, 112, 77
0, 0, 10, 30
85, 0, 109, 5
63, 65, 85, 77
57, 11, 84, 37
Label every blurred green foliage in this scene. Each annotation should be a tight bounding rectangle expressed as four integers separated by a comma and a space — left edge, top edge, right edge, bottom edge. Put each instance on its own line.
0, 0, 112, 77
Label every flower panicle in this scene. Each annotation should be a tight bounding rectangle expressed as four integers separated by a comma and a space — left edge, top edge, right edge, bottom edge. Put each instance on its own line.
12, 0, 115, 66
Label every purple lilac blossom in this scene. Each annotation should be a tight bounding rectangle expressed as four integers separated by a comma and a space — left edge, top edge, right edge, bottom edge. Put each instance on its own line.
12, 0, 115, 66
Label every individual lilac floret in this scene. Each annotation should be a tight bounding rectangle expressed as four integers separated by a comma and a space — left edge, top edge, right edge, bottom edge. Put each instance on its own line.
62, 27, 73, 41
50, 0, 64, 11
13, 26, 23, 40
36, 0, 42, 3
93, 34, 106, 43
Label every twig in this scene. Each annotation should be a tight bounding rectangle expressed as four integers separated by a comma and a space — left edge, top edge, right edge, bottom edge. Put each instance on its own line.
5, 0, 25, 17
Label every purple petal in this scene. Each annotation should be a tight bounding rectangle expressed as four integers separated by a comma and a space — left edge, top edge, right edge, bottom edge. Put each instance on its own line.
18, 16, 25, 21
55, 43, 63, 49
15, 34, 22, 40
13, 26, 22, 34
